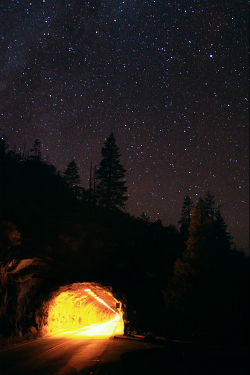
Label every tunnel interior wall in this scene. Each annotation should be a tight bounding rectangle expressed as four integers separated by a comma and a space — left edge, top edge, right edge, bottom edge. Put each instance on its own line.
42, 282, 122, 335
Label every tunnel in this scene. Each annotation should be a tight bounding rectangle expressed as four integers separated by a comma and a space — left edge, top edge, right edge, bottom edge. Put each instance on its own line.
42, 282, 124, 338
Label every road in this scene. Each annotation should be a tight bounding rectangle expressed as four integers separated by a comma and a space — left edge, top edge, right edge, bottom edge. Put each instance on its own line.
2, 319, 248, 375
0, 320, 159, 375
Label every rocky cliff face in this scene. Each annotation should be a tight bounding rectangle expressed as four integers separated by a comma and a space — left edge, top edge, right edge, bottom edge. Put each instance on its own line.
0, 258, 124, 347
0, 258, 49, 343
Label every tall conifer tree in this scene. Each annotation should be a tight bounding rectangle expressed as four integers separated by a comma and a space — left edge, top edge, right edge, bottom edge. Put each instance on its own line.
64, 160, 81, 196
96, 133, 128, 209
178, 195, 193, 242
204, 190, 221, 221
28, 139, 42, 160
165, 196, 242, 343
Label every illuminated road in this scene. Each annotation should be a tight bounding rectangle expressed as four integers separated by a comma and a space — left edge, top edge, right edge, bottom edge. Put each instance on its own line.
0, 321, 157, 375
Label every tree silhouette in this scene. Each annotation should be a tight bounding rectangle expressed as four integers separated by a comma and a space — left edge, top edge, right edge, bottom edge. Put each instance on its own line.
164, 198, 215, 339
63, 160, 81, 196
178, 195, 193, 243
212, 209, 233, 252
163, 196, 244, 343
28, 139, 42, 160
172, 198, 212, 285
96, 133, 128, 209
204, 190, 221, 221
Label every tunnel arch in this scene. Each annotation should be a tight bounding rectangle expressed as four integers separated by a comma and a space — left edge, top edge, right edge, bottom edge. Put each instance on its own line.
42, 282, 124, 337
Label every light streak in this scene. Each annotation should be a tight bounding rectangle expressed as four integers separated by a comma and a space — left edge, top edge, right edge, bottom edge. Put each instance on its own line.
84, 289, 120, 316
45, 284, 123, 337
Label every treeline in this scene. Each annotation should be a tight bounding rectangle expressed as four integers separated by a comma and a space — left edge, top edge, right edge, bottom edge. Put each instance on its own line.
165, 197, 249, 345
0, 133, 249, 346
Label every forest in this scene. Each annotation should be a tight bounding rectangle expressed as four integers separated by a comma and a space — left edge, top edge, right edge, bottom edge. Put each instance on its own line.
0, 133, 249, 347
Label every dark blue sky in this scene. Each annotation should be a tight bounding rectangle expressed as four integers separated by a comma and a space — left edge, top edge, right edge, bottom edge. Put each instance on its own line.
0, 0, 248, 251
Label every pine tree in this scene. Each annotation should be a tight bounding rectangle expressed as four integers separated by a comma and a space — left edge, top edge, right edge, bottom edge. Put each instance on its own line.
165, 198, 212, 306
28, 139, 42, 160
164, 197, 235, 342
185, 197, 213, 260
204, 190, 221, 221
96, 133, 128, 209
178, 195, 193, 242
212, 209, 233, 252
63, 160, 81, 196
163, 198, 213, 339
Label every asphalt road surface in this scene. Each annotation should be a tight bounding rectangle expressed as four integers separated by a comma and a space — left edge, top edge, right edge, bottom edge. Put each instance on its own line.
1, 320, 249, 375
0, 321, 159, 375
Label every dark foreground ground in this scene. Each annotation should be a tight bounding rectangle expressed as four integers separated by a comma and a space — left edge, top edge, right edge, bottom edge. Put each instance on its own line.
83, 338, 249, 375
1, 333, 248, 375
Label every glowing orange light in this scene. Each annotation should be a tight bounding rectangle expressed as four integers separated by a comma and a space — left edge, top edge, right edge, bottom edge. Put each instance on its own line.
45, 283, 124, 337
84, 289, 119, 314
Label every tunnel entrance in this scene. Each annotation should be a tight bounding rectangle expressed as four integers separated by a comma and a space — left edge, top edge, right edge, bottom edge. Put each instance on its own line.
44, 282, 124, 338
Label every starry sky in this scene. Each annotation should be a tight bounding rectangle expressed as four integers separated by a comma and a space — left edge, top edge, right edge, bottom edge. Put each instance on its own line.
0, 0, 249, 252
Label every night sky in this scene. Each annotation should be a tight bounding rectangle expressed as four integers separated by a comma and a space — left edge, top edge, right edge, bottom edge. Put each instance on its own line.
0, 0, 248, 252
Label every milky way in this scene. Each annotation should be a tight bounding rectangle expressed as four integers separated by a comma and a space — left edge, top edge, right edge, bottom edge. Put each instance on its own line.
0, 0, 248, 251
